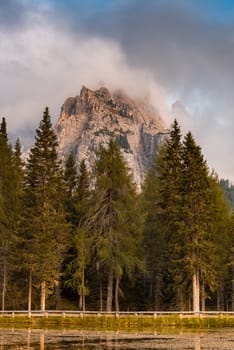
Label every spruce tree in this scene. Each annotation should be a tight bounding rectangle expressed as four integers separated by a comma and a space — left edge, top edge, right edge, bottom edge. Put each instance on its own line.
74, 160, 91, 311
0, 118, 19, 310
23, 107, 68, 311
141, 150, 169, 310
142, 120, 184, 310
229, 211, 234, 310
89, 140, 141, 311
64, 158, 91, 311
8, 139, 25, 309
208, 175, 230, 311
180, 131, 215, 312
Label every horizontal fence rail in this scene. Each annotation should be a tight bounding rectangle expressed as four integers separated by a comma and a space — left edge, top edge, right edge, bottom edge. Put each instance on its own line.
1, 311, 234, 317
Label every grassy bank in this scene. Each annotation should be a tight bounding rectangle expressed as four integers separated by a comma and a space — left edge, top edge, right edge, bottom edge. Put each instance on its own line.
0, 313, 234, 330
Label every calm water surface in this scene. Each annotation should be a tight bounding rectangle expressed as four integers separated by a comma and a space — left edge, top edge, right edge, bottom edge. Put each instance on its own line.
0, 328, 233, 349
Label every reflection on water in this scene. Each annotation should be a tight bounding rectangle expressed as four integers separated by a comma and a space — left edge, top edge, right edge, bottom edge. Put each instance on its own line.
0, 328, 233, 349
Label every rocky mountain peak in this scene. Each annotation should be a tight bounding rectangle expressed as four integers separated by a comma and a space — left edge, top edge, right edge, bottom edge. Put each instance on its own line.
55, 85, 169, 190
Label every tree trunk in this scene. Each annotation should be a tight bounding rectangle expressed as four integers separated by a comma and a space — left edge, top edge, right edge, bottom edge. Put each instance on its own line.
1, 240, 8, 312
28, 270, 32, 312
1, 258, 6, 312
217, 289, 220, 311
179, 292, 186, 311
78, 267, 86, 312
79, 293, 86, 312
81, 266, 85, 312
217, 286, 224, 311
115, 276, 120, 312
154, 273, 162, 310
193, 270, 200, 313
99, 279, 103, 312
201, 281, 205, 312
54, 277, 61, 310
79, 294, 82, 311
149, 271, 153, 299
232, 256, 234, 311
83, 295, 86, 312
40, 281, 46, 311
106, 268, 113, 312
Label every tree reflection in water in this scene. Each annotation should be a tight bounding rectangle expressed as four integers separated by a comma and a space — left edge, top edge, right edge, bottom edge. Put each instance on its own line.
0, 328, 233, 349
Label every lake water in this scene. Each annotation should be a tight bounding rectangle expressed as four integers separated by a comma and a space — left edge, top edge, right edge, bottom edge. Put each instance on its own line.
0, 328, 234, 349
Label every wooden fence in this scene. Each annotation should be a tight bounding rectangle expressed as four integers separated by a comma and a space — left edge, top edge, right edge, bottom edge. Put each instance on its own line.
1, 310, 234, 318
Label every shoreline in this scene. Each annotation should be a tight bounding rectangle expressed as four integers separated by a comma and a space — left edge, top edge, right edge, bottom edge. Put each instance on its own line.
0, 312, 234, 330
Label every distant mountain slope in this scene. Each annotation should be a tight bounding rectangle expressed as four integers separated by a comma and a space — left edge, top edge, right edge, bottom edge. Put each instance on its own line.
220, 179, 234, 210
54, 86, 169, 189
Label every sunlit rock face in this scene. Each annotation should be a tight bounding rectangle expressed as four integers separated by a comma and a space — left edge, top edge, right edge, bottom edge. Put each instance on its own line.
54, 86, 169, 190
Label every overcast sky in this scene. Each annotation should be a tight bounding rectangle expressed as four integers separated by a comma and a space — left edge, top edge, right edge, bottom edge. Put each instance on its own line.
1, 0, 234, 180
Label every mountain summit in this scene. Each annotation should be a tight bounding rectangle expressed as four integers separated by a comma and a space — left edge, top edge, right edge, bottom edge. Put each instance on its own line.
55, 86, 168, 189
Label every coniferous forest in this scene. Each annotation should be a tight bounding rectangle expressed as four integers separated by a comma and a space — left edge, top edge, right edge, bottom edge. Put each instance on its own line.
0, 109, 233, 312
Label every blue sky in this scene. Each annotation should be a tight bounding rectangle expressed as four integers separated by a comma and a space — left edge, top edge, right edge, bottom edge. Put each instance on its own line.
32, 0, 234, 21
1, 0, 234, 179
197, 0, 234, 20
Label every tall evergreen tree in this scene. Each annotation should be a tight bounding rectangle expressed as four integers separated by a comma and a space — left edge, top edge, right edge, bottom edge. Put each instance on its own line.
229, 212, 234, 310
23, 107, 68, 311
208, 174, 230, 311
89, 140, 141, 311
0, 118, 20, 310
7, 138, 25, 309
142, 120, 184, 310
179, 132, 216, 312
64, 157, 91, 311
74, 160, 91, 311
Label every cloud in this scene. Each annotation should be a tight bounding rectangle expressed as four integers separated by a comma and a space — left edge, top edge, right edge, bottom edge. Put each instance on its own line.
1, 0, 234, 180
73, 0, 234, 180
0, 0, 27, 28
0, 1, 169, 148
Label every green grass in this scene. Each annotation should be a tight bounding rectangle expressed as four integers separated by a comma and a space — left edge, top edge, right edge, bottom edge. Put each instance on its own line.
0, 314, 234, 330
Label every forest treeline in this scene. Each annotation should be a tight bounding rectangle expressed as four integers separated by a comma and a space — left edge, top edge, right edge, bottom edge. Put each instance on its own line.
0, 108, 233, 312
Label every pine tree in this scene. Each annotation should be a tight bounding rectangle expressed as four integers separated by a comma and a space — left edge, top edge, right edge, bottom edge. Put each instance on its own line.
89, 140, 141, 311
7, 138, 26, 309
179, 131, 215, 312
141, 150, 168, 310
208, 174, 230, 311
232, 218, 234, 311
143, 120, 184, 310
75, 160, 91, 311
228, 211, 234, 311
0, 118, 19, 310
64, 158, 91, 311
23, 107, 68, 311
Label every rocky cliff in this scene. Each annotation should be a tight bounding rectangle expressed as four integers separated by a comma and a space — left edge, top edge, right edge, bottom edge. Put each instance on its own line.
54, 86, 168, 189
